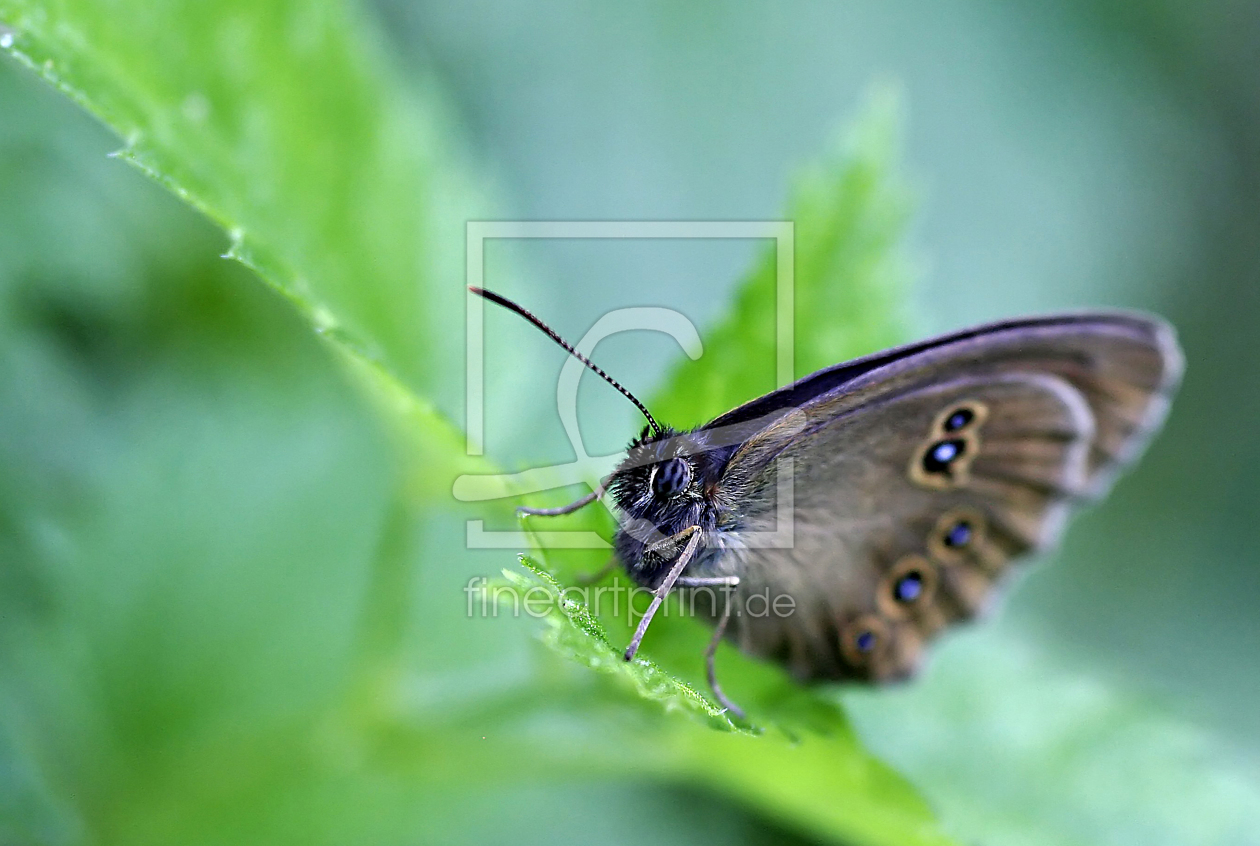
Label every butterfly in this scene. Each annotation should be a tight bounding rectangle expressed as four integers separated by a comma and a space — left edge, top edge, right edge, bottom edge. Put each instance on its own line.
472, 287, 1183, 717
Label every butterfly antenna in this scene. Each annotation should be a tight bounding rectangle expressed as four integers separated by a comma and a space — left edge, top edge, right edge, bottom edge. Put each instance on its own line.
470, 287, 664, 436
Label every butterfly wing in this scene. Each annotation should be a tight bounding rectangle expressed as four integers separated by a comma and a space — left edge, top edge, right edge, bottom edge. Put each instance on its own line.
693, 312, 1182, 683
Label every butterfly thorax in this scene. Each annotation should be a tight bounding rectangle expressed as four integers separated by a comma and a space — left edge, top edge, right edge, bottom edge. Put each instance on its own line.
608, 425, 741, 589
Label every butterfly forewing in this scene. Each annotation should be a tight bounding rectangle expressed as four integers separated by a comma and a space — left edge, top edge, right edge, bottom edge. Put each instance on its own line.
690, 313, 1182, 683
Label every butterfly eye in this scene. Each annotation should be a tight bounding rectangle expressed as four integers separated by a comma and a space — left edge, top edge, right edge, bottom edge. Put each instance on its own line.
929, 508, 989, 566
841, 614, 890, 668
651, 457, 692, 497
942, 408, 975, 432
943, 520, 972, 548
878, 555, 938, 620
935, 401, 987, 435
893, 571, 924, 602
921, 438, 966, 475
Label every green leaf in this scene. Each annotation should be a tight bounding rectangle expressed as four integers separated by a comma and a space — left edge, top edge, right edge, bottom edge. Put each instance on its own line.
651, 84, 914, 429
493, 556, 959, 846
0, 0, 482, 431
496, 557, 746, 730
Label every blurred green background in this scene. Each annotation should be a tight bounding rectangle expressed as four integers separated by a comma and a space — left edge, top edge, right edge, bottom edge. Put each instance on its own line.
2, 1, 1259, 845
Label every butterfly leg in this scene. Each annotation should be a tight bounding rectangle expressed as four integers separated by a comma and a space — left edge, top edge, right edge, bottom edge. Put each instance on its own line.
706, 593, 744, 719
518, 484, 614, 583
675, 574, 744, 718
516, 484, 605, 517
623, 526, 702, 662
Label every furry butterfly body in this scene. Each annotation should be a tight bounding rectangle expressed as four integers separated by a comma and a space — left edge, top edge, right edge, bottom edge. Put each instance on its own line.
474, 288, 1183, 714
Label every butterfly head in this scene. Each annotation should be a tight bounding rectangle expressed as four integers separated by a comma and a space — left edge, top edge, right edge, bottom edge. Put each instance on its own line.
610, 426, 717, 531
606, 425, 726, 581
466, 287, 722, 577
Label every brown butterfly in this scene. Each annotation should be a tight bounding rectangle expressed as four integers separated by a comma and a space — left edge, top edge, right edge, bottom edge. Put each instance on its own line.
473, 287, 1183, 717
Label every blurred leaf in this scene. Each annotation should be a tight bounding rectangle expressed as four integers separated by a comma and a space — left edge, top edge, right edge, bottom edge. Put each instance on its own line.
845, 622, 1260, 846
0, 0, 484, 438
0, 258, 400, 846
652, 85, 914, 429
